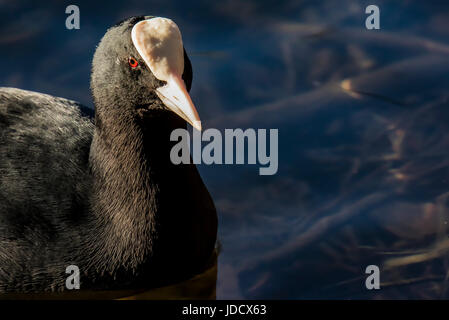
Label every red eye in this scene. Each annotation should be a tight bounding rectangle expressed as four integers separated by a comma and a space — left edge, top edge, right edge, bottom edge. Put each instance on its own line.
128, 57, 138, 68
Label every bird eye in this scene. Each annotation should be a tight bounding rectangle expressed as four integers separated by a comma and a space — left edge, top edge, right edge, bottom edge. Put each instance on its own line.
128, 57, 138, 68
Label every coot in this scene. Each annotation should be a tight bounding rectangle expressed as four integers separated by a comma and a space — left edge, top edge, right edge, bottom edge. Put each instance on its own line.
0, 16, 217, 294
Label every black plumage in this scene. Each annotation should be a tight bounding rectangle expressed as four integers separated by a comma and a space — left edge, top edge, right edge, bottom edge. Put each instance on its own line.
0, 16, 217, 294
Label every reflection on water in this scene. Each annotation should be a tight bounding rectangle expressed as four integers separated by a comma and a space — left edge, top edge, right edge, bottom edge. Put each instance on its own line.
1, 0, 449, 299
120, 259, 217, 300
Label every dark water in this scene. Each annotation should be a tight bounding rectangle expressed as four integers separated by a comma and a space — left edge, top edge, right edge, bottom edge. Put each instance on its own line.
1, 0, 449, 299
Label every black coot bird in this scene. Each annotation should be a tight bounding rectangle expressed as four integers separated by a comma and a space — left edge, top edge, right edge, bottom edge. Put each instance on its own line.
0, 16, 217, 294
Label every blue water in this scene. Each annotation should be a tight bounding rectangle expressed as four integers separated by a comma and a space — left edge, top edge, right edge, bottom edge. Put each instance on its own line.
1, 0, 449, 299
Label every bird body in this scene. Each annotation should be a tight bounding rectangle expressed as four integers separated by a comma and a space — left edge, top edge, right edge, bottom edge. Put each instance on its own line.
0, 16, 217, 294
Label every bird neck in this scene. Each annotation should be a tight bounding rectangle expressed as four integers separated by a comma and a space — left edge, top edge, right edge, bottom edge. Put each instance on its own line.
87, 109, 185, 273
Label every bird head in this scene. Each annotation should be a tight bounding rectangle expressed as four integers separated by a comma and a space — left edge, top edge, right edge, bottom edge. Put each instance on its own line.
91, 16, 201, 131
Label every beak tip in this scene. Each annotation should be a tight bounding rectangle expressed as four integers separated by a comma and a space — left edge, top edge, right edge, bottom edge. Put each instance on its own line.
193, 121, 202, 131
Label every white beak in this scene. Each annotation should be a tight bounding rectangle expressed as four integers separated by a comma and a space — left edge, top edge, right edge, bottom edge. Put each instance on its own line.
131, 17, 202, 131
155, 74, 202, 131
